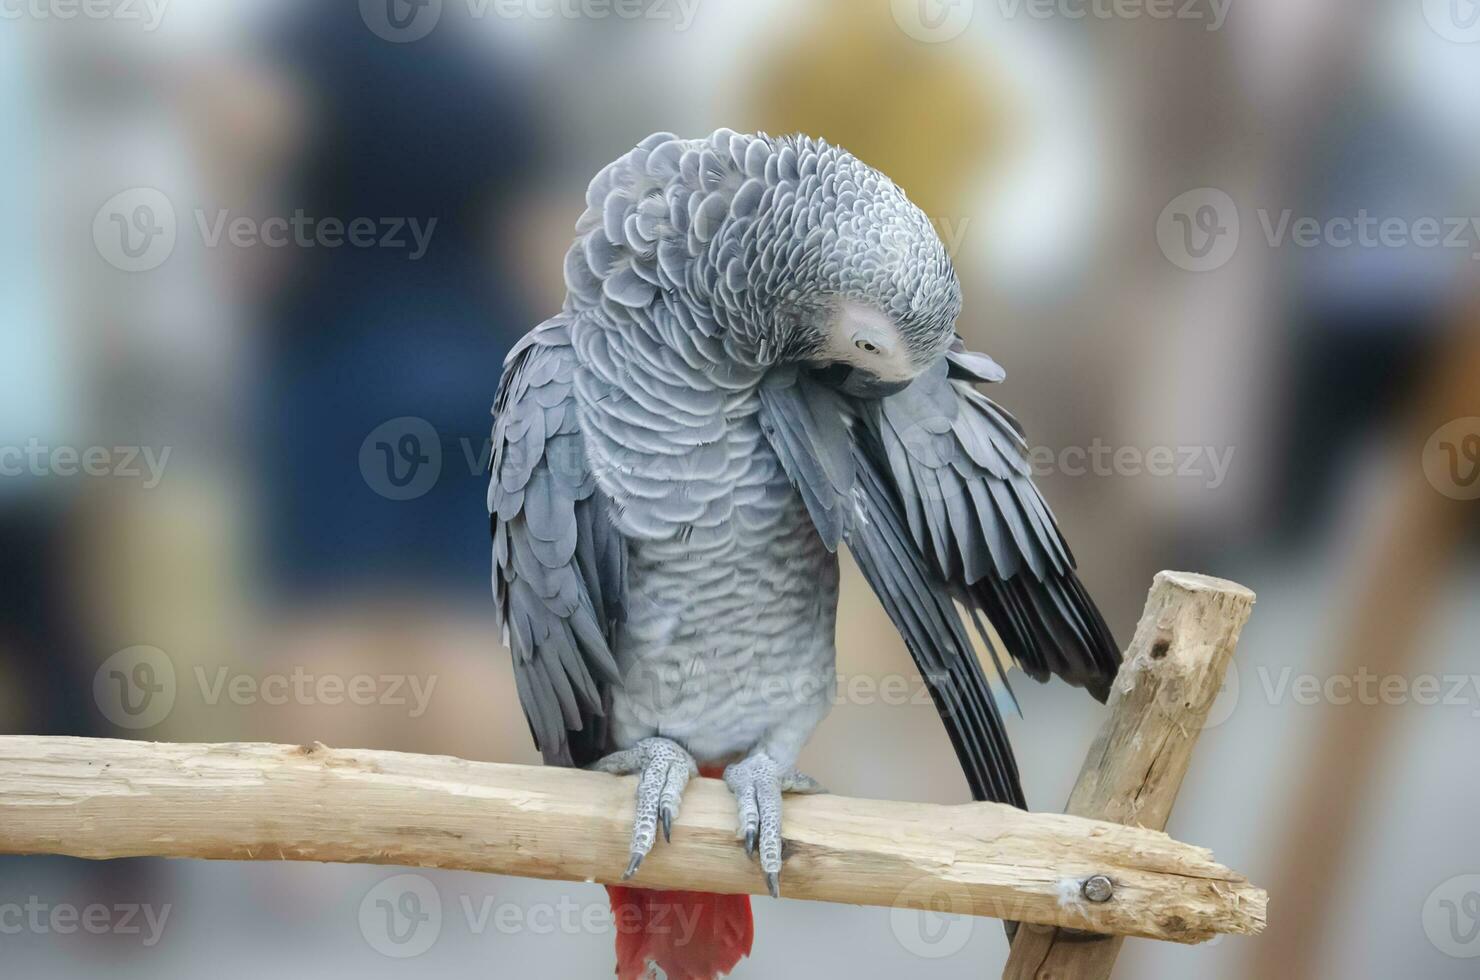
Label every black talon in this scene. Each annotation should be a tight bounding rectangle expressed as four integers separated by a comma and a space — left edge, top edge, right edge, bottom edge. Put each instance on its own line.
623, 853, 644, 880
744, 828, 756, 857
764, 871, 780, 899
660, 808, 672, 843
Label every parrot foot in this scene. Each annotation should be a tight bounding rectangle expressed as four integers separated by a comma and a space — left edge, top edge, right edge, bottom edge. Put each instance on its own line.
722, 753, 826, 898
591, 737, 698, 881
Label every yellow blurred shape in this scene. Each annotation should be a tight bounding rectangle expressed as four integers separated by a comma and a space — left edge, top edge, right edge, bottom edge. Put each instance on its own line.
743, 0, 1011, 220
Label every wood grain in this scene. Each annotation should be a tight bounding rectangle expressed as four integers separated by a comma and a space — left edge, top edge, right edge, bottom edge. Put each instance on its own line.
0, 732, 1263, 943
1004, 570, 1258, 978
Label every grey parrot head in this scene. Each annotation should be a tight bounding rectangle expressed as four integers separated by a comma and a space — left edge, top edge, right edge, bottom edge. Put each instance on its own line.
565, 130, 963, 397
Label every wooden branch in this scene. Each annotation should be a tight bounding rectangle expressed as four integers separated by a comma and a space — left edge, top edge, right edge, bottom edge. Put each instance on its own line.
0, 734, 1263, 943
1004, 571, 1257, 979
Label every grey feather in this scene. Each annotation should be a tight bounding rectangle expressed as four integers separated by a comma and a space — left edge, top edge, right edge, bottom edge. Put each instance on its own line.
491, 129, 1119, 805
489, 314, 627, 766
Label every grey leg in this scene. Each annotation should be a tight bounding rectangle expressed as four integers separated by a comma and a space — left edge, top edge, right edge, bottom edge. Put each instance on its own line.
592, 737, 699, 880
722, 752, 825, 898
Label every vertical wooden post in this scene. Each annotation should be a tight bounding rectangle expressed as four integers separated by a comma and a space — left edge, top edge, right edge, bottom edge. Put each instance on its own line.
1003, 571, 1256, 980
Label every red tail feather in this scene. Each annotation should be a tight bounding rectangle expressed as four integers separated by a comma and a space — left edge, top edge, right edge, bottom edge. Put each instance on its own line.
607, 886, 753, 980
605, 766, 752, 978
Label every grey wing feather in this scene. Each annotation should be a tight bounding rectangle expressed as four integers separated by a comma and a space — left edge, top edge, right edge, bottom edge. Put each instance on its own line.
759, 367, 1025, 807
758, 354, 1120, 808
866, 359, 1120, 703
490, 314, 625, 767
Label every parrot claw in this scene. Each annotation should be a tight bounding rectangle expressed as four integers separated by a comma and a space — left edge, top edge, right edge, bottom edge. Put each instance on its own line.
594, 737, 698, 882
723, 752, 819, 898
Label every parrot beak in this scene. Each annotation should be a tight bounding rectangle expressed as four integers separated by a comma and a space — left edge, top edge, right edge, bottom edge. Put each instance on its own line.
808, 363, 913, 399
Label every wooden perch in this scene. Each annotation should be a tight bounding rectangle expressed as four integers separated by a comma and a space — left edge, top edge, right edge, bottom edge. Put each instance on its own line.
1005, 570, 1257, 978
0, 572, 1263, 955
0, 733, 1262, 943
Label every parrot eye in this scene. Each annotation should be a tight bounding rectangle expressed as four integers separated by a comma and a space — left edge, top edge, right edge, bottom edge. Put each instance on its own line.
855, 339, 881, 355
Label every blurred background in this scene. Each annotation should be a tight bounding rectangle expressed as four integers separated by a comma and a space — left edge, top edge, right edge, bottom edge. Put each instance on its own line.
1, 0, 1478, 976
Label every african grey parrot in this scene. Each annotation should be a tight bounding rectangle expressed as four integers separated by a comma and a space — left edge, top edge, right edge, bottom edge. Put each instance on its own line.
488, 129, 1119, 980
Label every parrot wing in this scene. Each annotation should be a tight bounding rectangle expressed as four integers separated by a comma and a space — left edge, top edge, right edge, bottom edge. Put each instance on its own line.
489, 314, 626, 767
866, 357, 1121, 703
758, 354, 1120, 807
